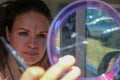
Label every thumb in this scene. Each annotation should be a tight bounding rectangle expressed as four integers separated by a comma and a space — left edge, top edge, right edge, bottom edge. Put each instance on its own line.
20, 66, 45, 80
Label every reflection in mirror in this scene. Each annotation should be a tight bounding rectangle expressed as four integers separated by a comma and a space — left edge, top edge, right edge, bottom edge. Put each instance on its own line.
55, 7, 120, 77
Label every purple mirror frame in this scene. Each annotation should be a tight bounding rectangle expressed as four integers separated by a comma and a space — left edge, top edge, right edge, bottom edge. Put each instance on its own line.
47, 0, 120, 80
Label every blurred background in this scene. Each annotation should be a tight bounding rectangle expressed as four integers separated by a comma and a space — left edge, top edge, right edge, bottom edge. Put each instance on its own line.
0, 0, 120, 17
43, 0, 120, 17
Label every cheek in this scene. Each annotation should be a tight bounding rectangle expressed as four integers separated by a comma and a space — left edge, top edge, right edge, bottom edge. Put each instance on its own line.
39, 39, 47, 47
37, 40, 47, 54
38, 40, 47, 50
10, 36, 25, 53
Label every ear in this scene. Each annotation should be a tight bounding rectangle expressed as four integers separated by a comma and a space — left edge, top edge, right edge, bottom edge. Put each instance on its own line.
5, 26, 10, 42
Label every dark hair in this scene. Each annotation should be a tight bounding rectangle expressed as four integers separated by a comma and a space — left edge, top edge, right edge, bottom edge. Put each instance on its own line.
0, 0, 14, 72
0, 1, 14, 37
0, 0, 52, 39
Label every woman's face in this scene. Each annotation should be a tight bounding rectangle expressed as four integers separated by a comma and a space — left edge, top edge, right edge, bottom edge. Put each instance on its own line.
6, 12, 50, 65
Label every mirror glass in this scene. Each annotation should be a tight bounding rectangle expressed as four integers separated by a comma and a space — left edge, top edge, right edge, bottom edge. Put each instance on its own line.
47, 0, 120, 79
56, 7, 120, 77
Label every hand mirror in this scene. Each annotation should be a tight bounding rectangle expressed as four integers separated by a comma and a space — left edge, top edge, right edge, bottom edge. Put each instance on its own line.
47, 0, 120, 80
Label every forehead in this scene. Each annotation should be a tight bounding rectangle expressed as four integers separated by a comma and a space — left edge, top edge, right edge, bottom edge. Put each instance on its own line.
12, 12, 50, 31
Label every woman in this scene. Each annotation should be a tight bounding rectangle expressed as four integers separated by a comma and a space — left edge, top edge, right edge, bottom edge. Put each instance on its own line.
0, 0, 81, 80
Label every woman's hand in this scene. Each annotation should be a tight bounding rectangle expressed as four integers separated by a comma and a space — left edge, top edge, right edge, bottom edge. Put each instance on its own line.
20, 55, 81, 80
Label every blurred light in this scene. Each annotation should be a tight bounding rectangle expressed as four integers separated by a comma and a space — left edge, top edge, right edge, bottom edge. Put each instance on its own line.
103, 27, 120, 34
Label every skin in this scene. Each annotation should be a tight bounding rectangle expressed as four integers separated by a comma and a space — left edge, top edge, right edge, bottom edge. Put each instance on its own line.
20, 55, 81, 80
6, 11, 50, 65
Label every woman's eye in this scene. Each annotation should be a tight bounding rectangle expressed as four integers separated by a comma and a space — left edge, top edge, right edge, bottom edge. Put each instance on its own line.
19, 32, 28, 36
38, 34, 47, 39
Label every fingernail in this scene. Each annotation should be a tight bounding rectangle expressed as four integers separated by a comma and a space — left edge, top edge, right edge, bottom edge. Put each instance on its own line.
58, 55, 75, 65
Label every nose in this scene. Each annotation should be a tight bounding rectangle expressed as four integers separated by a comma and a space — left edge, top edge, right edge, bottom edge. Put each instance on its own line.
27, 37, 38, 48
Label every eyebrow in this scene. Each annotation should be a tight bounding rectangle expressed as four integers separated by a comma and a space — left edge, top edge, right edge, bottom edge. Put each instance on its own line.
18, 27, 48, 33
18, 27, 30, 32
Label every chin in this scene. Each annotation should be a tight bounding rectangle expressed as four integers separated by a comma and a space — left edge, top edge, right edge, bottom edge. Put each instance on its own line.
26, 61, 36, 66
26, 60, 41, 66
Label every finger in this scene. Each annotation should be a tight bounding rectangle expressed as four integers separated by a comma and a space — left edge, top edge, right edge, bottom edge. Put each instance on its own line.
40, 55, 76, 80
60, 66, 81, 80
20, 66, 45, 80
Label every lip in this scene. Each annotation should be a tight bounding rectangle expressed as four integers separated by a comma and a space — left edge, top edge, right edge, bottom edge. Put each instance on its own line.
23, 51, 38, 57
